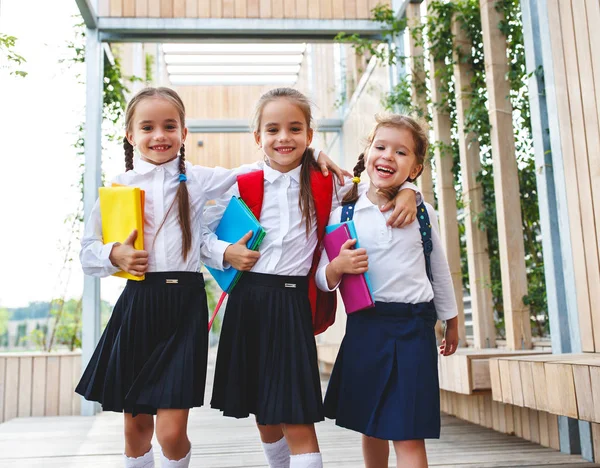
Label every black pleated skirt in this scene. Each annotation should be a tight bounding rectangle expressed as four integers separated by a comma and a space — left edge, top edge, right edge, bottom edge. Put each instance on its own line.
324, 301, 440, 441
75, 272, 208, 416
211, 272, 324, 425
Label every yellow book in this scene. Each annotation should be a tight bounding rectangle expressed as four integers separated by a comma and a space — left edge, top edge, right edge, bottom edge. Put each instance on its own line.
98, 185, 146, 281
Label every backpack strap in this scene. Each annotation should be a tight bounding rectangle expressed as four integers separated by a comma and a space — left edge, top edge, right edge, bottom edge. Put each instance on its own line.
417, 202, 433, 282
341, 202, 356, 222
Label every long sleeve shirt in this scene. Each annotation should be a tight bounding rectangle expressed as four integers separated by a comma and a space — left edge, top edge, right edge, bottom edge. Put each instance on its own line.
315, 193, 458, 321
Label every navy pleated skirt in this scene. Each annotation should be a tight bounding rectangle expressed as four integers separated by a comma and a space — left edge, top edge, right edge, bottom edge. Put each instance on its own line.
211, 272, 324, 425
324, 301, 440, 441
75, 272, 208, 416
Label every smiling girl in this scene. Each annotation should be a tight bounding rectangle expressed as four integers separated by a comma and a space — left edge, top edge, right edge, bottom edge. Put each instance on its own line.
201, 89, 421, 468
76, 87, 342, 468
316, 114, 459, 468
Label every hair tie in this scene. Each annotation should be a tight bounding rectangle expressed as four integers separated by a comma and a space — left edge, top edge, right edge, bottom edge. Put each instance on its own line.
352, 176, 361, 184
179, 173, 187, 182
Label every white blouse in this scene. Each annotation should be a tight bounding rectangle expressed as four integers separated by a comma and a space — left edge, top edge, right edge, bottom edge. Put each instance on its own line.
201, 163, 420, 277
315, 192, 458, 321
79, 156, 261, 277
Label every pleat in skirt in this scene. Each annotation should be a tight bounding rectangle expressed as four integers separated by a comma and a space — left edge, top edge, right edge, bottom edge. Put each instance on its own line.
75, 272, 209, 416
324, 301, 440, 441
211, 272, 324, 425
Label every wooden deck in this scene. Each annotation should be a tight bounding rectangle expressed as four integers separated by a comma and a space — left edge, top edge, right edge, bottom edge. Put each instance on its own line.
0, 352, 597, 467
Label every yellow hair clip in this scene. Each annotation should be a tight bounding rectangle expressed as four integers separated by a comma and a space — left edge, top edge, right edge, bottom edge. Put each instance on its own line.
352, 176, 361, 184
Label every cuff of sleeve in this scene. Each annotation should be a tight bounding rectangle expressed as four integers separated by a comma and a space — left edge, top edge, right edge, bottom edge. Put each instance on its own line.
316, 265, 341, 292
438, 311, 459, 322
101, 242, 121, 274
399, 181, 422, 205
213, 240, 233, 271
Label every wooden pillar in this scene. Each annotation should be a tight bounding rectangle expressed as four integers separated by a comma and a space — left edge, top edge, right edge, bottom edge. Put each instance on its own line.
452, 17, 496, 349
480, 0, 532, 350
426, 1, 466, 346
406, 3, 435, 205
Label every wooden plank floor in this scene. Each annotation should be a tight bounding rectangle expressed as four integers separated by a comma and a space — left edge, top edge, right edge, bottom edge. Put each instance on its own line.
0, 352, 597, 467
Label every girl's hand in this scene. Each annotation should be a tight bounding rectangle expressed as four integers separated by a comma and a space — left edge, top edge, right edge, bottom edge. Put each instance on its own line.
224, 231, 261, 271
381, 188, 417, 228
325, 239, 368, 290
331, 239, 369, 275
316, 151, 352, 185
439, 317, 459, 356
109, 229, 149, 277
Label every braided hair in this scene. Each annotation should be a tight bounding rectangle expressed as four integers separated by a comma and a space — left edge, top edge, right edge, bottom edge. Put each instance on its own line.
341, 152, 366, 205
122, 87, 193, 260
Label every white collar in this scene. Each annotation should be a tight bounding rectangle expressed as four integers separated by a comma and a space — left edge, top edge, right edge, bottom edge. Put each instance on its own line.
353, 191, 379, 212
133, 155, 181, 176
263, 163, 302, 184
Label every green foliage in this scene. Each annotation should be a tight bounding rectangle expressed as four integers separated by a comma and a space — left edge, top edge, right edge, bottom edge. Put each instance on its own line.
145, 53, 154, 84
26, 299, 112, 351
336, 0, 548, 337
0, 33, 27, 77
0, 308, 9, 336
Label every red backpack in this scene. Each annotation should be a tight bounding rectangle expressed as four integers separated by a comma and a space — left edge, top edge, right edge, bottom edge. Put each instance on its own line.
237, 169, 337, 335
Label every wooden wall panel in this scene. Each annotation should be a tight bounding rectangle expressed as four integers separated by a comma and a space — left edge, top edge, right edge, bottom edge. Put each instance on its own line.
31, 356, 47, 417
160, 0, 173, 17
0, 358, 5, 423
283, 0, 295, 18
100, 0, 390, 17
123, 0, 136, 16
247, 0, 260, 17
260, 0, 272, 17
148, 0, 160, 16
210, 0, 223, 16
173, 0, 185, 16
110, 0, 123, 16
135, 0, 148, 16
17, 357, 32, 418
546, 0, 598, 351
234, 0, 247, 17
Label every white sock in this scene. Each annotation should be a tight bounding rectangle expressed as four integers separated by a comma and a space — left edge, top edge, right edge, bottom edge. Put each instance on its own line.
159, 447, 191, 468
262, 437, 291, 468
124, 446, 155, 468
289, 452, 323, 468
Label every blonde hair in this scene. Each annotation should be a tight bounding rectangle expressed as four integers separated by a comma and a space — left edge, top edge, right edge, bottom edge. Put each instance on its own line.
252, 87, 319, 235
122, 87, 192, 260
343, 113, 429, 205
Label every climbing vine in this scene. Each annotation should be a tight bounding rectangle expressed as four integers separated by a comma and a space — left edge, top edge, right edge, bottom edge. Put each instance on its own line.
0, 33, 27, 77
337, 0, 548, 337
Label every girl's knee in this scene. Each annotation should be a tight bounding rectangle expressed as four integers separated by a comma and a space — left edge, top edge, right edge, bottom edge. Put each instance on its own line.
156, 424, 188, 449
256, 423, 284, 444
394, 439, 425, 452
124, 414, 154, 442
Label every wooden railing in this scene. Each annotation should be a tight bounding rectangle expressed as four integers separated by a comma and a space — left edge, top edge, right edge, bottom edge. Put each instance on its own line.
0, 352, 81, 424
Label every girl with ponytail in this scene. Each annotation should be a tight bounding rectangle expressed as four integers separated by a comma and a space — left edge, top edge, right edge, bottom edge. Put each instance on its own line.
317, 114, 459, 468
77, 87, 342, 468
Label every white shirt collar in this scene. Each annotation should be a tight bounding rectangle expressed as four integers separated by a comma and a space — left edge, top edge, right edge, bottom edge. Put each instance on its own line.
263, 163, 303, 184
133, 155, 181, 176
353, 191, 378, 212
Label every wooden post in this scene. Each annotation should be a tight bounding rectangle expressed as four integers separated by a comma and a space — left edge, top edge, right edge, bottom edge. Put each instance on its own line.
406, 3, 435, 205
426, 1, 466, 346
480, 0, 532, 350
452, 16, 496, 348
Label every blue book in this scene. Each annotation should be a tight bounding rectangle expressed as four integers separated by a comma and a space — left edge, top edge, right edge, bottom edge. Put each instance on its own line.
205, 196, 266, 293
325, 220, 375, 298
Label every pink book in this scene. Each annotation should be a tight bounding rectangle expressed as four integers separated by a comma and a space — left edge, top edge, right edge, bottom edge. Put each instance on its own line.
322, 223, 375, 314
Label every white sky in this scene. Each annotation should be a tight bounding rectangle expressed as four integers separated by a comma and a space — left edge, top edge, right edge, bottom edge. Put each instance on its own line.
0, 0, 124, 308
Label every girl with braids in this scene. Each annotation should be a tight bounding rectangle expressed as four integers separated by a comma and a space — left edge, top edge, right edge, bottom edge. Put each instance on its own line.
76, 86, 343, 468
201, 89, 420, 468
316, 114, 459, 468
